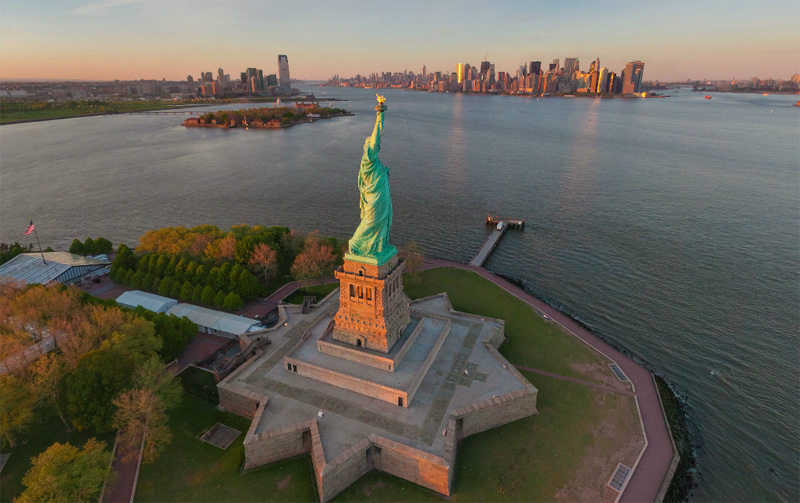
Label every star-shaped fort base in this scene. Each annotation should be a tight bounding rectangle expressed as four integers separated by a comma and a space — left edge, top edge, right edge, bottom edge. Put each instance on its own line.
218, 293, 537, 502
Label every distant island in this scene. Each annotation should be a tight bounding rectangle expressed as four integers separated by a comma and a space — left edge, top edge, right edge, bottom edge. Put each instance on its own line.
182, 103, 352, 129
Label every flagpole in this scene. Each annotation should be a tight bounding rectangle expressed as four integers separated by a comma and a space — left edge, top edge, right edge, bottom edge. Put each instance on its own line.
33, 228, 46, 264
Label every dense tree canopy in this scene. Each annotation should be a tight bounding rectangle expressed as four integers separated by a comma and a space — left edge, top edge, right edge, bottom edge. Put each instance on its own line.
15, 439, 111, 503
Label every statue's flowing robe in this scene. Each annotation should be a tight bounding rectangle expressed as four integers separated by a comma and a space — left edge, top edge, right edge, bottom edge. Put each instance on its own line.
349, 110, 392, 257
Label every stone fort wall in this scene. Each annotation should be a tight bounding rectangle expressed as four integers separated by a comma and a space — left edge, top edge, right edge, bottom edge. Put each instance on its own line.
238, 381, 537, 502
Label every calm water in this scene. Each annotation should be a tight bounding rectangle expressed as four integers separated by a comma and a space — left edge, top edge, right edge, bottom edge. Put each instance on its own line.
1, 87, 798, 501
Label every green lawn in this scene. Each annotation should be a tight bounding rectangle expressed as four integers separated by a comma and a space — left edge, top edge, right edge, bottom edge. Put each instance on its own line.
403, 267, 608, 379
135, 368, 317, 502
0, 408, 115, 502
284, 283, 339, 305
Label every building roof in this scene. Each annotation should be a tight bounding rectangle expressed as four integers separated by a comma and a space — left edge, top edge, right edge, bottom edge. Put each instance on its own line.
166, 304, 260, 336
0, 252, 109, 286
116, 290, 178, 313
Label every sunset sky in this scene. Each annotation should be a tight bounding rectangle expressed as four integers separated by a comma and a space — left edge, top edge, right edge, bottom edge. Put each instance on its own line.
1, 0, 797, 82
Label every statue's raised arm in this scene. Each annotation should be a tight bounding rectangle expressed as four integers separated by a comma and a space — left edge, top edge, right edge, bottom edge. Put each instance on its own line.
347, 95, 396, 263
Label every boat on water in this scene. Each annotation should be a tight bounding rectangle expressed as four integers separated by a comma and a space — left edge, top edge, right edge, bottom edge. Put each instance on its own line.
705, 95, 712, 99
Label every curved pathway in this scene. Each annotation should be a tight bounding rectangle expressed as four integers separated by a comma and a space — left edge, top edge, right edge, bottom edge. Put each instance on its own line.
419, 257, 675, 503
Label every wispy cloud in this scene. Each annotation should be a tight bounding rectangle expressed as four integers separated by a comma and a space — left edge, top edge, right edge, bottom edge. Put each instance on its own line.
72, 0, 147, 15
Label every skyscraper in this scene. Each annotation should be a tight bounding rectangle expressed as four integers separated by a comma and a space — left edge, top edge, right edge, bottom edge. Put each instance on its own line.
622, 61, 645, 94
457, 63, 464, 84
278, 55, 291, 94
529, 61, 541, 76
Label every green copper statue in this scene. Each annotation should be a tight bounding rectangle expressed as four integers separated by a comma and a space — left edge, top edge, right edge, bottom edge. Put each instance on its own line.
347, 95, 397, 264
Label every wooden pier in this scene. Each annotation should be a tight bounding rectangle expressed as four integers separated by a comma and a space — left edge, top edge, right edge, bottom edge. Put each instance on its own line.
469, 215, 526, 267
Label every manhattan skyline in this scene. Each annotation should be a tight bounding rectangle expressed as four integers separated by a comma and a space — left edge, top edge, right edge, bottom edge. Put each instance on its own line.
1, 0, 798, 82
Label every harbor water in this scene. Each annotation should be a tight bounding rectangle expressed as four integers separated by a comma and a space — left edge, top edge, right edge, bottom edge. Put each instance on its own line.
0, 86, 798, 501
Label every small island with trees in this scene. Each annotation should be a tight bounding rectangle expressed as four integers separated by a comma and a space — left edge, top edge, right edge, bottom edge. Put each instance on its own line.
182, 105, 352, 129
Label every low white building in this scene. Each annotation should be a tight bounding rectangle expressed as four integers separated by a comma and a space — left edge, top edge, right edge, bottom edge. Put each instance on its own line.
116, 290, 177, 313
166, 304, 261, 338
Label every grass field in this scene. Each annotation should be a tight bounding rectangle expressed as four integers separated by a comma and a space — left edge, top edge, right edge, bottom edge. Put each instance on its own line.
284, 283, 339, 305
131, 267, 641, 502
135, 368, 317, 502
0, 409, 115, 502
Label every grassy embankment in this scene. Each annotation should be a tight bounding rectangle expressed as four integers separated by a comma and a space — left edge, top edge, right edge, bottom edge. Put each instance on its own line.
133, 267, 642, 502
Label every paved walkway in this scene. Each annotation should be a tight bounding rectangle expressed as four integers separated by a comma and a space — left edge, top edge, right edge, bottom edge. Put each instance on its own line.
102, 432, 144, 503
419, 257, 675, 503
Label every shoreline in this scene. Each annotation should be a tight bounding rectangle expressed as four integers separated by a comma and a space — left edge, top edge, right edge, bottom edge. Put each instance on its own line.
493, 270, 696, 501
0, 97, 350, 126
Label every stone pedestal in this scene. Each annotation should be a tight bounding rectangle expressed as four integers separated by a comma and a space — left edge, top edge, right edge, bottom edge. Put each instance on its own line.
333, 254, 411, 353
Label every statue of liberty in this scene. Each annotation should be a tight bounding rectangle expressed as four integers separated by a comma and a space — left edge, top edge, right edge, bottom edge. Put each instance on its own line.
347, 95, 397, 264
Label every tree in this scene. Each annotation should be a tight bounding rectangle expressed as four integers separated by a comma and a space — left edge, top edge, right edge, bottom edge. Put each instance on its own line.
236, 270, 261, 300
184, 261, 198, 282
112, 244, 137, 271
151, 277, 161, 293
0, 375, 37, 447
213, 290, 226, 308
153, 314, 196, 362
207, 267, 220, 290
15, 439, 111, 503
113, 267, 128, 284
137, 255, 152, 273
191, 284, 203, 302
179, 281, 194, 300
249, 243, 278, 283
154, 255, 169, 277
222, 292, 243, 311
69, 239, 85, 255
218, 233, 236, 261
201, 285, 215, 305
215, 263, 232, 290
175, 258, 188, 281
66, 348, 136, 432
92, 237, 113, 255
158, 276, 174, 297
194, 264, 207, 285
143, 272, 156, 291
291, 234, 336, 281
113, 357, 182, 464
228, 264, 245, 291
164, 256, 178, 276
29, 353, 71, 431
83, 237, 95, 256
169, 280, 182, 298
123, 269, 134, 285
131, 270, 144, 289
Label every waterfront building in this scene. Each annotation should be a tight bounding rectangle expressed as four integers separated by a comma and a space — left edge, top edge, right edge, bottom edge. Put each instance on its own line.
622, 61, 645, 94
278, 54, 291, 93
598, 67, 609, 93
457, 63, 464, 84
0, 252, 109, 286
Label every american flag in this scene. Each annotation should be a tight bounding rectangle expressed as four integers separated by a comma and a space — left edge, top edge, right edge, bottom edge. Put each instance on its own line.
24, 221, 34, 236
